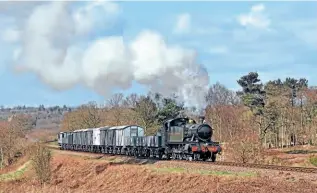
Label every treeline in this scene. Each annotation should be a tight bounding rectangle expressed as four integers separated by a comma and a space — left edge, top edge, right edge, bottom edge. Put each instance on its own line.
61, 93, 186, 135
58, 72, 317, 149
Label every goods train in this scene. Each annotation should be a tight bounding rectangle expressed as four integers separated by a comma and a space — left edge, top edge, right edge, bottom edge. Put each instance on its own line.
58, 117, 222, 161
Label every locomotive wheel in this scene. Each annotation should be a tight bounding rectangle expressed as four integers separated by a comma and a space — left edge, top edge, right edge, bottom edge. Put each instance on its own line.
211, 153, 216, 162
172, 152, 177, 160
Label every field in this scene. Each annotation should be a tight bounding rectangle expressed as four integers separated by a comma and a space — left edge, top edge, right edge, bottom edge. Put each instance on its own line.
1, 146, 317, 193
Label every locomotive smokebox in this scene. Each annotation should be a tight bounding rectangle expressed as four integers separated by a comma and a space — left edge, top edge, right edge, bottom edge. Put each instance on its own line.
187, 124, 213, 141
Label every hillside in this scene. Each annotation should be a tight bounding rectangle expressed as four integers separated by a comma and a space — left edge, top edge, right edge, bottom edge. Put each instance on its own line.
1, 149, 317, 193
0, 105, 75, 131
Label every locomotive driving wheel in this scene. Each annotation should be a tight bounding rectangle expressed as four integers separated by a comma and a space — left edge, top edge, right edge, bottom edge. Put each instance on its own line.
172, 152, 177, 160
171, 148, 177, 160
211, 153, 216, 162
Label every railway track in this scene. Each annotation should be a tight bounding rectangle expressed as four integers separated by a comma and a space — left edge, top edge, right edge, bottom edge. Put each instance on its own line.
46, 144, 317, 174
170, 159, 317, 174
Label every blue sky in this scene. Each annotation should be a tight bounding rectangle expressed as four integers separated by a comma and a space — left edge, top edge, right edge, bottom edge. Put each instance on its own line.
0, 1, 316, 107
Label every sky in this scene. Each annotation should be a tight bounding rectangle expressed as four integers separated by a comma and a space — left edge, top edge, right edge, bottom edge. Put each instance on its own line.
0, 1, 316, 107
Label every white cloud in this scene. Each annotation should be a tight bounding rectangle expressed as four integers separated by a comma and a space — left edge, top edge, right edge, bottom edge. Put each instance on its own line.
8, 1, 209, 110
173, 13, 191, 34
1, 28, 20, 43
73, 0, 120, 36
237, 4, 271, 29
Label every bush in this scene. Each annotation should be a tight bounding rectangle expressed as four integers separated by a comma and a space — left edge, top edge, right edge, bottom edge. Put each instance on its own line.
227, 137, 265, 164
235, 141, 264, 163
31, 143, 52, 185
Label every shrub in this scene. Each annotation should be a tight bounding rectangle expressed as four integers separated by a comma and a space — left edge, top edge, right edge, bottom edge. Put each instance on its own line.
226, 135, 265, 164
234, 141, 264, 163
31, 143, 52, 185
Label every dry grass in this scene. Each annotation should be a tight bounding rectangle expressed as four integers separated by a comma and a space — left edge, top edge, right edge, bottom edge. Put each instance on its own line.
263, 146, 317, 167
1, 151, 317, 193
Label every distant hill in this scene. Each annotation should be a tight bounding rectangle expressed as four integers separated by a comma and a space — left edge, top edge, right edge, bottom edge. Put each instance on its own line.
0, 105, 76, 131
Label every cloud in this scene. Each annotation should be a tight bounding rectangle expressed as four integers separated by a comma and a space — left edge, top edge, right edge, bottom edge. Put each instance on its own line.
73, 0, 120, 36
237, 4, 271, 29
173, 13, 191, 34
1, 28, 20, 43
7, 1, 209, 110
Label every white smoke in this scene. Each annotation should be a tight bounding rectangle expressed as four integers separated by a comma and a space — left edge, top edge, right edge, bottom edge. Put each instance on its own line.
11, 1, 209, 111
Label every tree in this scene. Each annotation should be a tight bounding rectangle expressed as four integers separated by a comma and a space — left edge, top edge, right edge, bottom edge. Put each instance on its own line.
78, 101, 102, 128
303, 87, 317, 144
205, 82, 240, 106
283, 77, 308, 107
237, 72, 269, 145
157, 97, 184, 124
61, 101, 102, 131
133, 95, 158, 134
123, 93, 139, 108
237, 72, 266, 115
61, 111, 82, 131
0, 116, 28, 166
106, 93, 124, 125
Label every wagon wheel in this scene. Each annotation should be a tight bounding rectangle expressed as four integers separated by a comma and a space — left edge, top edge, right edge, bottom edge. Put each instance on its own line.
158, 151, 163, 160
133, 149, 138, 158
194, 153, 200, 161
146, 150, 150, 158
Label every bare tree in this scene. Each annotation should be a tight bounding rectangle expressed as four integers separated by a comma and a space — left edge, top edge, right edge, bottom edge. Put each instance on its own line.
0, 117, 27, 166
107, 93, 124, 125
123, 93, 139, 108
61, 101, 102, 131
206, 82, 240, 106
78, 101, 102, 128
133, 95, 158, 134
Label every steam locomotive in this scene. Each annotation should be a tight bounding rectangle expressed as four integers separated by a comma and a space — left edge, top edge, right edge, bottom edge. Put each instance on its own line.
58, 117, 222, 161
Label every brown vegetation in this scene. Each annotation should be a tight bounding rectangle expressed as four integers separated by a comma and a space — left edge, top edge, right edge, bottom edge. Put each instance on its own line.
31, 143, 52, 185
1, 152, 317, 193
0, 115, 30, 168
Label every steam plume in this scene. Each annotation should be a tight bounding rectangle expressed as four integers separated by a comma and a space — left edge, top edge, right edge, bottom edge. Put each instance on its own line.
12, 1, 210, 111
